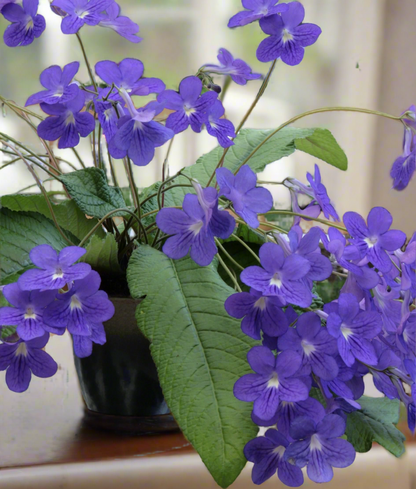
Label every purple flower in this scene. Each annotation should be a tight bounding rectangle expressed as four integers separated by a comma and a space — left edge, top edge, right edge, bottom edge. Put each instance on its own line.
203, 48, 262, 85
278, 312, 339, 381
390, 127, 416, 191
157, 76, 218, 134
325, 293, 382, 367
51, 0, 114, 35
372, 281, 402, 334
240, 242, 312, 307
98, 2, 142, 43
18, 244, 91, 291
72, 321, 106, 358
0, 333, 57, 393
0, 283, 56, 341
370, 341, 401, 399
2, 0, 45, 47
156, 188, 235, 267
306, 164, 339, 221
343, 207, 406, 273
107, 92, 174, 166
228, 0, 288, 29
216, 165, 273, 228
320, 227, 364, 276
0, 0, 16, 12
224, 288, 288, 340
284, 414, 356, 483
320, 356, 366, 402
25, 62, 80, 107
205, 100, 236, 148
234, 346, 309, 420
95, 58, 165, 102
43, 271, 114, 340
94, 97, 124, 141
256, 2, 321, 65
37, 91, 95, 149
252, 396, 326, 436
285, 226, 332, 282
244, 430, 304, 487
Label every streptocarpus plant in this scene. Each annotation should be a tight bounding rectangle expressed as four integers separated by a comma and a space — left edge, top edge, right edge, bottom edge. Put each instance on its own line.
0, 1, 415, 488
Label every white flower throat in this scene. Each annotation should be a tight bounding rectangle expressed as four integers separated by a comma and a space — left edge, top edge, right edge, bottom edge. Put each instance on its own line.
270, 272, 283, 288
24, 307, 36, 320
282, 29, 294, 43
267, 372, 280, 389
70, 295, 83, 311
52, 267, 64, 280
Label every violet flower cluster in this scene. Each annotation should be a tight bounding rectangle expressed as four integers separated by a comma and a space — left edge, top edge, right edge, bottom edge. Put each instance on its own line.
0, 245, 114, 392
214, 166, 415, 486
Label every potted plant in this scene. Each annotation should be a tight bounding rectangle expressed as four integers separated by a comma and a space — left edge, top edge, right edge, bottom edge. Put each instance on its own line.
0, 0, 414, 487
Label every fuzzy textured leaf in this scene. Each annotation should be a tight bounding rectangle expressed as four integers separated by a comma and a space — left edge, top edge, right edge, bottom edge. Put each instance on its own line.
345, 396, 405, 457
1, 193, 105, 241
0, 208, 71, 283
80, 234, 123, 277
127, 246, 257, 488
294, 128, 348, 170
59, 168, 127, 219
168, 127, 315, 206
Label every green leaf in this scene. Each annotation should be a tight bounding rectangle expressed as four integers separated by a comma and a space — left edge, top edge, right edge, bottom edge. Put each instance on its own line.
127, 246, 257, 488
169, 127, 315, 206
0, 208, 73, 284
1, 194, 105, 241
294, 128, 348, 171
345, 396, 406, 457
80, 234, 123, 277
1, 326, 17, 340
59, 168, 127, 219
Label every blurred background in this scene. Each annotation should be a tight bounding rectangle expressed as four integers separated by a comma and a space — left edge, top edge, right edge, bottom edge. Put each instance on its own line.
1, 0, 416, 234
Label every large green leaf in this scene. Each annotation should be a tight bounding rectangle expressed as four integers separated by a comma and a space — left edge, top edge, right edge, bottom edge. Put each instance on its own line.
0, 208, 72, 283
1, 193, 105, 241
59, 168, 127, 219
127, 246, 257, 488
80, 234, 123, 277
168, 127, 315, 206
294, 128, 348, 170
345, 396, 406, 457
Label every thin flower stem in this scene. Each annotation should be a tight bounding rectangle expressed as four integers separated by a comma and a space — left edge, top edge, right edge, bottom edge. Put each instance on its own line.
76, 32, 98, 92
215, 238, 245, 271
71, 147, 86, 169
231, 233, 261, 263
206, 60, 278, 187
80, 86, 99, 96
216, 253, 242, 292
153, 233, 173, 248
162, 137, 175, 208
2, 141, 75, 246
0, 133, 61, 175
79, 208, 145, 248
0, 147, 58, 180
332, 270, 348, 279
123, 157, 140, 210
219, 75, 232, 103
235, 60, 277, 135
264, 210, 347, 231
0, 96, 44, 120
107, 149, 119, 187
92, 111, 98, 167
97, 123, 103, 169
234, 106, 405, 176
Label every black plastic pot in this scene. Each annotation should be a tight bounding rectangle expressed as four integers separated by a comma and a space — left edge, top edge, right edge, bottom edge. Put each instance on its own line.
74, 297, 178, 433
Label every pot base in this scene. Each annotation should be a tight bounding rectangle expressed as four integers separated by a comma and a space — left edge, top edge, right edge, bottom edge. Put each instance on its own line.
83, 408, 180, 435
